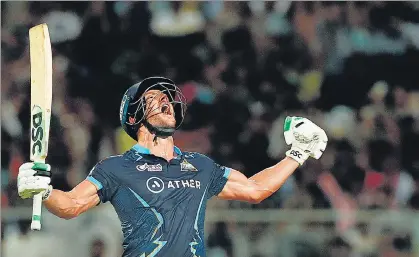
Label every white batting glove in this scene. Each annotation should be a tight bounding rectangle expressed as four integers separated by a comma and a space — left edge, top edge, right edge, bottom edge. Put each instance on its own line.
18, 162, 53, 201
283, 116, 328, 165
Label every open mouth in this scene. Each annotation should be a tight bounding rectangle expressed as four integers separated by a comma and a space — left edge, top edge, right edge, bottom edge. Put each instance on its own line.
160, 103, 171, 115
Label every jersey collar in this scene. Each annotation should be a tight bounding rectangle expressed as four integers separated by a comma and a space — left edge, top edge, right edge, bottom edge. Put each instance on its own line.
132, 144, 182, 156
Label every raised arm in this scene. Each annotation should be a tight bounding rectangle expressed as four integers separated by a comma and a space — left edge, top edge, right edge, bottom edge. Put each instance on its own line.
218, 157, 299, 203
217, 116, 328, 204
18, 161, 113, 220
43, 180, 100, 219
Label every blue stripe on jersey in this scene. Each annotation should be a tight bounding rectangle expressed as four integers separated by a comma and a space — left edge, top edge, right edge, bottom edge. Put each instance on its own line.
223, 167, 231, 179
174, 146, 182, 155
189, 185, 209, 256
87, 176, 103, 190
128, 188, 150, 207
132, 144, 151, 154
194, 185, 208, 231
127, 188, 167, 256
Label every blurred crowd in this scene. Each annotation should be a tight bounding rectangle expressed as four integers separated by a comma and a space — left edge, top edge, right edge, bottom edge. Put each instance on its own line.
2, 1, 419, 257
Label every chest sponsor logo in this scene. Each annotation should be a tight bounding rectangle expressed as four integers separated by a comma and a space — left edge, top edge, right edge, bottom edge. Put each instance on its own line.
136, 163, 163, 172
146, 177, 165, 193
180, 159, 198, 172
146, 176, 201, 193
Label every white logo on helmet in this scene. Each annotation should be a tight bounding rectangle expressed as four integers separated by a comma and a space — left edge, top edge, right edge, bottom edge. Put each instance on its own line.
120, 94, 128, 122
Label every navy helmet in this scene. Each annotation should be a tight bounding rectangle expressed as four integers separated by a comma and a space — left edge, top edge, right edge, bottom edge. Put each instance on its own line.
119, 77, 187, 140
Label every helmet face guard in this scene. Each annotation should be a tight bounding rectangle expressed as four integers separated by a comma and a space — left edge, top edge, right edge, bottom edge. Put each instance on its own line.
120, 77, 187, 140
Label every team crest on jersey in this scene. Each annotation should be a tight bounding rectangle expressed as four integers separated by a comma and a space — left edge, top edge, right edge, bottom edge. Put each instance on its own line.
136, 163, 163, 172
180, 160, 198, 172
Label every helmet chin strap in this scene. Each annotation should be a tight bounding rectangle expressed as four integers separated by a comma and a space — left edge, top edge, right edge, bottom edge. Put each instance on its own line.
143, 120, 175, 140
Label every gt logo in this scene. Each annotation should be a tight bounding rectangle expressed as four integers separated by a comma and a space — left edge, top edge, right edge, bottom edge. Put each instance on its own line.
31, 106, 44, 156
289, 150, 302, 158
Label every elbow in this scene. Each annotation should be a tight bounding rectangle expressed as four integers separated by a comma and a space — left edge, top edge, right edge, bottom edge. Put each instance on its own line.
61, 214, 78, 220
55, 212, 78, 220
52, 208, 81, 220
60, 215, 73, 220
247, 192, 264, 204
65, 208, 84, 220
249, 198, 263, 204
248, 199, 262, 204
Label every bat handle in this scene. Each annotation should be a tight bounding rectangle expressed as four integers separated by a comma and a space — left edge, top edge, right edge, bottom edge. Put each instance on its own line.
31, 193, 43, 230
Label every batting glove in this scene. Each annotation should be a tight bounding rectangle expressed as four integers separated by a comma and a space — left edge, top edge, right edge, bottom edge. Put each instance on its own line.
283, 116, 328, 165
18, 162, 53, 201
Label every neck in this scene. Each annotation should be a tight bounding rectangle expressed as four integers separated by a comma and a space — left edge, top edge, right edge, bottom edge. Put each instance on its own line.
137, 126, 175, 161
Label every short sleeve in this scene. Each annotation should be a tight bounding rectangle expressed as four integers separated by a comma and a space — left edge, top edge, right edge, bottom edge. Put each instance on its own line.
208, 161, 232, 197
86, 162, 118, 203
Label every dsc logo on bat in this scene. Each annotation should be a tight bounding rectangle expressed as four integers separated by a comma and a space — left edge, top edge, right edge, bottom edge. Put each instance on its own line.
31, 105, 44, 156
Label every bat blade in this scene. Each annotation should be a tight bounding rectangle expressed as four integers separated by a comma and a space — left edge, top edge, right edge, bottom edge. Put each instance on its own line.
30, 23, 52, 163
29, 23, 53, 231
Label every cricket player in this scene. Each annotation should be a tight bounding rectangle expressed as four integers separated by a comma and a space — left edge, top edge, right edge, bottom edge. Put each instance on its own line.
18, 77, 328, 257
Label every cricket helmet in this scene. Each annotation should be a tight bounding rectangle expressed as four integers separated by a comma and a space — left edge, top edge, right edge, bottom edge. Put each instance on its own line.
119, 76, 187, 140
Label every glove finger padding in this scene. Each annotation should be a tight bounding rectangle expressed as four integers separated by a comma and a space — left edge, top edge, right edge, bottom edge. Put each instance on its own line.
18, 176, 51, 191
312, 140, 327, 159
283, 116, 328, 162
18, 168, 37, 178
283, 116, 305, 145
17, 162, 52, 200
18, 162, 51, 177
309, 128, 328, 159
285, 116, 319, 143
19, 162, 51, 171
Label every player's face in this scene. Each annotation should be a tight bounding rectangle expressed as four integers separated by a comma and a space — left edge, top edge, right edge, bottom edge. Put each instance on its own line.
144, 90, 176, 128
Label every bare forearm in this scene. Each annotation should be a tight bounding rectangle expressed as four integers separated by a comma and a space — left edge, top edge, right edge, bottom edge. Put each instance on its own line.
249, 157, 299, 201
43, 189, 99, 219
218, 157, 299, 203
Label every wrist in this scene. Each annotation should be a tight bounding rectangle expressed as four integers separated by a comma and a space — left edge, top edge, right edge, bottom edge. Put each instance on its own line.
42, 185, 53, 201
286, 146, 309, 165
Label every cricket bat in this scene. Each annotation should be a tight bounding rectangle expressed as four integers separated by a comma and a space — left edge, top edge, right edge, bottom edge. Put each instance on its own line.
29, 24, 53, 231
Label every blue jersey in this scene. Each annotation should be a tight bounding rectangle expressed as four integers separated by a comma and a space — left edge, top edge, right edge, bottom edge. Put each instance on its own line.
86, 144, 231, 257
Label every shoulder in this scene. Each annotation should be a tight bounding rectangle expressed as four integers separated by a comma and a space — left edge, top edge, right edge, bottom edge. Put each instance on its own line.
184, 152, 231, 175
182, 152, 225, 174
183, 151, 215, 163
90, 154, 126, 174
98, 154, 125, 166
